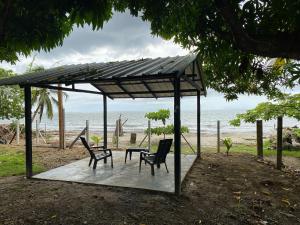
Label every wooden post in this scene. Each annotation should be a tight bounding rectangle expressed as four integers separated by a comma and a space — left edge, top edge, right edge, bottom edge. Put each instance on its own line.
36, 119, 39, 144
24, 86, 32, 178
86, 120, 89, 146
103, 95, 107, 149
58, 84, 65, 149
197, 91, 201, 158
174, 74, 181, 196
277, 116, 283, 170
148, 120, 151, 151
217, 120, 220, 153
256, 120, 263, 159
16, 120, 20, 145
44, 123, 47, 138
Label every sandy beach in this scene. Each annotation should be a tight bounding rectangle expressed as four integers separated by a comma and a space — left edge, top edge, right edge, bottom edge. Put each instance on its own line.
36, 130, 259, 149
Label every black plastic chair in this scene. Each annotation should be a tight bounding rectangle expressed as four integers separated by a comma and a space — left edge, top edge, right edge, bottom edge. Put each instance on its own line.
80, 137, 113, 169
139, 139, 173, 176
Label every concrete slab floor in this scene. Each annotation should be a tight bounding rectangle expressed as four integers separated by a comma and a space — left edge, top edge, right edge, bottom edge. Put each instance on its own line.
33, 151, 197, 193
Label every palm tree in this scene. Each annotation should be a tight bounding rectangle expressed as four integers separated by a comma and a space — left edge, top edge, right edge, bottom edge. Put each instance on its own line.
27, 59, 68, 122
31, 88, 67, 122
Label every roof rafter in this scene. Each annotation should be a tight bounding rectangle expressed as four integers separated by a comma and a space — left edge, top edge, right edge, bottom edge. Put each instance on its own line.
24, 84, 102, 95
115, 80, 135, 99
142, 81, 157, 99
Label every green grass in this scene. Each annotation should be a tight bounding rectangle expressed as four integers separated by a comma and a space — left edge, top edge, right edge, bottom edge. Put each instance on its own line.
0, 146, 44, 177
206, 141, 300, 158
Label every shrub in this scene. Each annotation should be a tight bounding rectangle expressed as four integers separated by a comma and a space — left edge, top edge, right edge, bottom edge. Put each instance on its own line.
90, 135, 102, 147
223, 137, 233, 156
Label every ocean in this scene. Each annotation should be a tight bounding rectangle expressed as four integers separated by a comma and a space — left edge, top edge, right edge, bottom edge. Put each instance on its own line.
13, 109, 297, 134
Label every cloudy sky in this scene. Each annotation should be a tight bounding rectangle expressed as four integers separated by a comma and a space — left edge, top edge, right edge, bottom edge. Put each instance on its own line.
1, 11, 270, 112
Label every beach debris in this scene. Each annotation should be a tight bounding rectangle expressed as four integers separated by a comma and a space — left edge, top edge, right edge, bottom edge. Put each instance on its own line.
279, 211, 296, 218
281, 198, 291, 206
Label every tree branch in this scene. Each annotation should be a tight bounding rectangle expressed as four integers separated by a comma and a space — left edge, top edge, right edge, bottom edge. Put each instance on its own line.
214, 0, 300, 59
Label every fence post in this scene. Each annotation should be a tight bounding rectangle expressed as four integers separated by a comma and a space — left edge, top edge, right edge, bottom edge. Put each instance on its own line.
148, 120, 151, 151
44, 123, 47, 138
86, 120, 89, 146
16, 120, 20, 145
256, 120, 263, 159
217, 120, 220, 153
277, 116, 283, 169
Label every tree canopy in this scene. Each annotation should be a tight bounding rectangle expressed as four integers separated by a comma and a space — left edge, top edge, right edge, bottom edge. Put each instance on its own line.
1, 1, 300, 99
0, 68, 24, 119
229, 94, 300, 126
115, 0, 300, 99
0, 0, 112, 63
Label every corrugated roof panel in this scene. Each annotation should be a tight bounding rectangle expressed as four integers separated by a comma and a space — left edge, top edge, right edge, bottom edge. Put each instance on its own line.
147, 82, 173, 91
0, 53, 206, 98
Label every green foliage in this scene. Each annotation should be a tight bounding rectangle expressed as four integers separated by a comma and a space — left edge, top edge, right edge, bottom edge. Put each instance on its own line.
9, 121, 25, 134
145, 109, 189, 137
292, 128, 300, 144
146, 124, 189, 136
32, 88, 68, 121
293, 129, 300, 139
2, 1, 299, 100
0, 68, 24, 120
223, 138, 233, 156
26, 59, 68, 121
115, 1, 300, 100
145, 109, 170, 125
0, 1, 113, 63
229, 94, 300, 126
90, 135, 102, 146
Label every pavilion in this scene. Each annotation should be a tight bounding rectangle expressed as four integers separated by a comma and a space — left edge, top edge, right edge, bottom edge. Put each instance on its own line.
0, 53, 206, 195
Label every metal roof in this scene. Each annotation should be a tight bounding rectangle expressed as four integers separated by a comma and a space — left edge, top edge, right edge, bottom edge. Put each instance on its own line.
0, 54, 206, 99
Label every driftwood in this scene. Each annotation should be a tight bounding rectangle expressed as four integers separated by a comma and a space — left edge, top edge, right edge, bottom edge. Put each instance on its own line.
69, 128, 86, 149
139, 134, 148, 147
181, 134, 196, 153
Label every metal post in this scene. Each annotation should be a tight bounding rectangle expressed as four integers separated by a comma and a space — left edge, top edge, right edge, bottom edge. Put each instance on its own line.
277, 116, 283, 169
197, 91, 201, 158
256, 120, 263, 159
16, 120, 20, 145
36, 119, 39, 144
148, 120, 151, 151
116, 120, 119, 149
86, 120, 89, 146
174, 74, 181, 195
24, 86, 32, 178
217, 120, 220, 153
103, 95, 107, 149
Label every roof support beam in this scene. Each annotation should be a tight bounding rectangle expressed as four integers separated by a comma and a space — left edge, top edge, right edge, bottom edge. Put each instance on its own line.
67, 74, 177, 84
90, 84, 114, 99
26, 84, 102, 95
182, 74, 202, 92
103, 88, 197, 96
142, 81, 157, 99
116, 81, 135, 99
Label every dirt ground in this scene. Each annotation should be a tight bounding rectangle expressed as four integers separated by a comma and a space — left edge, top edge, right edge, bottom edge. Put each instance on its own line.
0, 147, 300, 225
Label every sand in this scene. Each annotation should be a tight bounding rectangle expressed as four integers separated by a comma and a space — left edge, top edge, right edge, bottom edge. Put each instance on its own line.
37, 130, 259, 149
